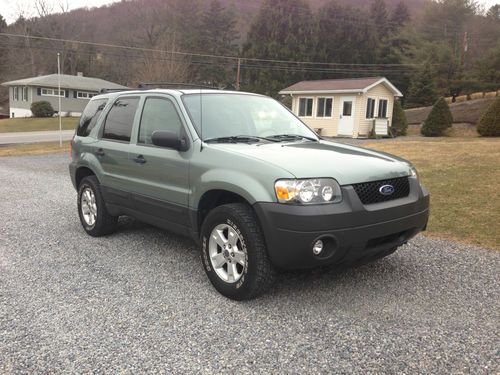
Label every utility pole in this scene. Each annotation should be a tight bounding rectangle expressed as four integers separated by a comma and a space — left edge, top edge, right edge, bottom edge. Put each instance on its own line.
57, 52, 62, 147
235, 58, 241, 91
461, 30, 468, 69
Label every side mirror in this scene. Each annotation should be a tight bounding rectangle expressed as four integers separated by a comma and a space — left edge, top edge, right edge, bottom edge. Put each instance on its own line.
151, 130, 188, 151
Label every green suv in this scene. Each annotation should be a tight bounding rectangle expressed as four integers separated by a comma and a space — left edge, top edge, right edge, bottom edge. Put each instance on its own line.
69, 89, 429, 300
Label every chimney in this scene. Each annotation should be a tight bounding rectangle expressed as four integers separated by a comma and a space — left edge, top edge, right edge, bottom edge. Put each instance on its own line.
77, 72, 83, 77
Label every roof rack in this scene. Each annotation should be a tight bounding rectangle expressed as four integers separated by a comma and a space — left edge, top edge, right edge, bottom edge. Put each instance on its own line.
98, 87, 138, 94
138, 82, 221, 90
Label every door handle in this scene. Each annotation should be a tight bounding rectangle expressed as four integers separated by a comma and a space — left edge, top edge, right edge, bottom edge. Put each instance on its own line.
95, 148, 105, 157
133, 155, 147, 164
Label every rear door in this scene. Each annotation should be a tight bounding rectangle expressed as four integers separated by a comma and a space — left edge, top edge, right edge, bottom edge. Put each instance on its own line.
95, 95, 140, 207
126, 95, 191, 230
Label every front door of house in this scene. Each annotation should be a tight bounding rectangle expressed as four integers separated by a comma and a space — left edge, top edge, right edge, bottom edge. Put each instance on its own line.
338, 96, 356, 136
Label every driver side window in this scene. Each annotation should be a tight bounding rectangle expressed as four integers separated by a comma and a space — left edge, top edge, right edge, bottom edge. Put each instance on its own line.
138, 97, 183, 145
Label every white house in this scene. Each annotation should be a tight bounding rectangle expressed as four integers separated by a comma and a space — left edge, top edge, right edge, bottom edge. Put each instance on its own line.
280, 77, 403, 138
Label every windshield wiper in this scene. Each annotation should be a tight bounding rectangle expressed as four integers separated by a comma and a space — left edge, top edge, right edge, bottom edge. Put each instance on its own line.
264, 134, 318, 142
203, 135, 277, 144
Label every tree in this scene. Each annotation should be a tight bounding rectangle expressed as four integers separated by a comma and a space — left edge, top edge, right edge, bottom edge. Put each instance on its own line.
197, 0, 239, 85
421, 98, 453, 136
0, 14, 7, 30
370, 0, 389, 38
486, 4, 500, 21
477, 96, 500, 136
471, 42, 500, 87
391, 99, 408, 136
242, 0, 315, 96
405, 63, 438, 108
390, 1, 410, 30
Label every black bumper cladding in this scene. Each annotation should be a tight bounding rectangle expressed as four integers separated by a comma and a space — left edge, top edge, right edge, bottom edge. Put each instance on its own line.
254, 177, 429, 269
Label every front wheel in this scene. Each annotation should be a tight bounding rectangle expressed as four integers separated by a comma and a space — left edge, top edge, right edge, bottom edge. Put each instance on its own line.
200, 203, 275, 300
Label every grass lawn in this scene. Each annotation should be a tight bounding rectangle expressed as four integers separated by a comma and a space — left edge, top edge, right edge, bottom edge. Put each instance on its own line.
0, 117, 78, 133
362, 137, 500, 250
0, 141, 70, 157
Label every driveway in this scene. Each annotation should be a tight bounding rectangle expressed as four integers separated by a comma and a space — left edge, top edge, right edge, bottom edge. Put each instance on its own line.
0, 154, 498, 373
0, 130, 74, 145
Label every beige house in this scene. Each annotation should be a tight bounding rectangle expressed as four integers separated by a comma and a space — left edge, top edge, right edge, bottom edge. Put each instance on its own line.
280, 77, 403, 138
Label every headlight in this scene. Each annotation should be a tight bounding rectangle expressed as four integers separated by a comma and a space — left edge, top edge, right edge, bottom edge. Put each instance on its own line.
410, 166, 419, 180
275, 178, 342, 204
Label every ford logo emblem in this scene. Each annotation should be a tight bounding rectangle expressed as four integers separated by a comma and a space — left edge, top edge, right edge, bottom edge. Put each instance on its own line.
379, 184, 395, 196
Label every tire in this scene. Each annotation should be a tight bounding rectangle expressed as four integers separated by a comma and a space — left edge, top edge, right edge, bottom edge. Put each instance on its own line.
77, 175, 118, 237
200, 203, 275, 300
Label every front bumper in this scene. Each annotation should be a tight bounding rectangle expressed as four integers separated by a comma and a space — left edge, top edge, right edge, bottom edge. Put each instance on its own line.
253, 177, 429, 269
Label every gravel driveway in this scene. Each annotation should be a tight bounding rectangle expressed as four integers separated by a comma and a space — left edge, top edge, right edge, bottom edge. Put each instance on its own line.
0, 154, 498, 374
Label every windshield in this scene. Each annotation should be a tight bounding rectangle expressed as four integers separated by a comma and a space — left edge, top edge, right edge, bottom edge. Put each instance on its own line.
182, 93, 318, 141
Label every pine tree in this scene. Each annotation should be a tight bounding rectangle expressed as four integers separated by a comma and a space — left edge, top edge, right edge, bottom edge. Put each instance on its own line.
197, 0, 239, 85
486, 5, 500, 21
370, 0, 389, 38
405, 63, 438, 108
390, 1, 410, 30
421, 98, 453, 136
477, 96, 500, 136
242, 0, 315, 96
392, 99, 408, 136
0, 14, 7, 31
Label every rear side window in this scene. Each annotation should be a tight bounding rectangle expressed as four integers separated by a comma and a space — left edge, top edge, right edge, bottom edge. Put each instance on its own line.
102, 97, 140, 142
138, 97, 183, 144
77, 99, 108, 137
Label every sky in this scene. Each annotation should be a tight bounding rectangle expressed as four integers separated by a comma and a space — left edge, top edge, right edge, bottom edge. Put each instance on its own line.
0, 0, 498, 24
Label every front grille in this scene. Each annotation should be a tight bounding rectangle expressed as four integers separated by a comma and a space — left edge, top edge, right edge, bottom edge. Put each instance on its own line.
352, 176, 410, 204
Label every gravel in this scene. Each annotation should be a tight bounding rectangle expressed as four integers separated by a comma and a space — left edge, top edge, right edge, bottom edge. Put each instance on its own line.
0, 154, 499, 374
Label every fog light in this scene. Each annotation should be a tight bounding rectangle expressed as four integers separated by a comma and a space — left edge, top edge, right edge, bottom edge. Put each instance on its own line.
312, 240, 324, 255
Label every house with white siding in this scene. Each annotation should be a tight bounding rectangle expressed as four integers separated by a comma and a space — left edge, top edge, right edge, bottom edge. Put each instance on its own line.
279, 77, 403, 138
1, 73, 128, 118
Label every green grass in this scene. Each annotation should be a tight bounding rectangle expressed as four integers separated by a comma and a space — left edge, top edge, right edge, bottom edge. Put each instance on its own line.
0, 141, 70, 156
362, 137, 500, 250
0, 117, 78, 133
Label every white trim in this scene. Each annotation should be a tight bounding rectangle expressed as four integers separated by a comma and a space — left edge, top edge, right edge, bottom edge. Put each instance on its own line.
366, 97, 376, 119
41, 87, 65, 97
76, 91, 96, 99
281, 89, 364, 95
13, 86, 19, 101
315, 97, 334, 118
363, 78, 403, 97
338, 96, 356, 137
22, 86, 28, 101
297, 97, 314, 118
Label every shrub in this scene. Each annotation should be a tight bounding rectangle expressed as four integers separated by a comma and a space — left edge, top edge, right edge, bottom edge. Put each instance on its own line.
391, 100, 408, 136
477, 96, 500, 136
30, 101, 55, 118
421, 98, 453, 137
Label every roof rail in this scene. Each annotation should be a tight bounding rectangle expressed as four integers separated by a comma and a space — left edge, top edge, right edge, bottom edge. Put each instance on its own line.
138, 82, 221, 90
98, 87, 137, 94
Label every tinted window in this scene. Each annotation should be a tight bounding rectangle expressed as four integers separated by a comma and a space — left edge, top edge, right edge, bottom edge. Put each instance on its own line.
378, 99, 388, 118
102, 97, 139, 142
139, 97, 183, 144
77, 98, 108, 137
299, 98, 313, 117
317, 98, 332, 117
366, 98, 375, 119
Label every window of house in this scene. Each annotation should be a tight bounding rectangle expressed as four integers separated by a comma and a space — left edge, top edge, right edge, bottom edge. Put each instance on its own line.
77, 91, 96, 99
77, 98, 108, 137
316, 98, 333, 117
22, 87, 28, 101
102, 97, 140, 142
13, 87, 19, 101
138, 97, 184, 145
366, 98, 376, 119
343, 101, 353, 116
298, 98, 313, 117
378, 99, 388, 118
41, 88, 65, 97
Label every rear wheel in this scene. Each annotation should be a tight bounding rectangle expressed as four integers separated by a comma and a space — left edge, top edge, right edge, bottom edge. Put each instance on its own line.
201, 203, 275, 300
77, 176, 118, 236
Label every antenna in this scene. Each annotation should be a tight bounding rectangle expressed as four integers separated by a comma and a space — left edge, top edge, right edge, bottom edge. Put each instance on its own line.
200, 86, 203, 151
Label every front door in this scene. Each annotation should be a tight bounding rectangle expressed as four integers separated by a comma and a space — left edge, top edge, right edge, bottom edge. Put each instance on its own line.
126, 95, 191, 230
338, 96, 356, 136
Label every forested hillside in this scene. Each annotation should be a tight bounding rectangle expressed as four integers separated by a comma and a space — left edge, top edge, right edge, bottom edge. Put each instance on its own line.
0, 0, 499, 107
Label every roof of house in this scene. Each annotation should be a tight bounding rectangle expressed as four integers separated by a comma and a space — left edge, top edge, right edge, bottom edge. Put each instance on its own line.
279, 77, 403, 96
1, 74, 128, 92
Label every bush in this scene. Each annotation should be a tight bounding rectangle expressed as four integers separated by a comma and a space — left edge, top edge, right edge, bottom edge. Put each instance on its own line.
391, 100, 408, 136
30, 101, 55, 118
421, 98, 453, 137
477, 96, 500, 136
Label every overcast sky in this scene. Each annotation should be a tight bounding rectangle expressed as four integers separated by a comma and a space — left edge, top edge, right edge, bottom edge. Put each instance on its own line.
0, 0, 498, 24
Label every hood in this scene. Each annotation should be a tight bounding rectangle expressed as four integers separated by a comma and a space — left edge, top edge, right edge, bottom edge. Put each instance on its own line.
208, 140, 412, 185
